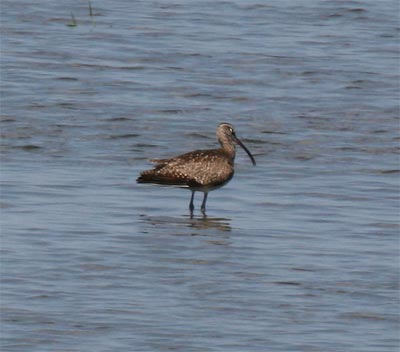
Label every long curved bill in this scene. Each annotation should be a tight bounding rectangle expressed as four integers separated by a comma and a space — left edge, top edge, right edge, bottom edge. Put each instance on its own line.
233, 135, 256, 166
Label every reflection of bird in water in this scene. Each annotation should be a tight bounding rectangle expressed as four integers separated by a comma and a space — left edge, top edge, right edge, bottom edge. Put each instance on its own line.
188, 216, 232, 232
137, 123, 256, 216
139, 215, 232, 234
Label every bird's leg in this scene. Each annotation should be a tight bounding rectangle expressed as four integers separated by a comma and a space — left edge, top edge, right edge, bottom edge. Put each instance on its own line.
189, 191, 195, 215
200, 192, 208, 215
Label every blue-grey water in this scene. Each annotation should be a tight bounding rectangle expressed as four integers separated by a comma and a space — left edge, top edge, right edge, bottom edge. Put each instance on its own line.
1, 1, 399, 351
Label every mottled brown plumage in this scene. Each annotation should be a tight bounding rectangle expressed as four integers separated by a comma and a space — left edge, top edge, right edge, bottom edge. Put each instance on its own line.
137, 123, 256, 215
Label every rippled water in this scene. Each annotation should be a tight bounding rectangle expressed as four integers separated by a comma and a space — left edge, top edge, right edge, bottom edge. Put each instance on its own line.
2, 1, 399, 351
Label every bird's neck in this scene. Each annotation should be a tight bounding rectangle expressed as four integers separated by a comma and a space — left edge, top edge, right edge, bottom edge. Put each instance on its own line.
220, 142, 236, 162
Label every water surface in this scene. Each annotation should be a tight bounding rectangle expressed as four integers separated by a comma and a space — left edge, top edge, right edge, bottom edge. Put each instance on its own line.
1, 1, 399, 351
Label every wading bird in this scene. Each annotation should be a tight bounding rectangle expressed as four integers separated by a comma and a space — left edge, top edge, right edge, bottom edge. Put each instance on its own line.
137, 123, 256, 216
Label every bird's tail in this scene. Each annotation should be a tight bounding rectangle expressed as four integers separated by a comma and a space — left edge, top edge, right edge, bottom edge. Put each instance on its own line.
136, 171, 188, 186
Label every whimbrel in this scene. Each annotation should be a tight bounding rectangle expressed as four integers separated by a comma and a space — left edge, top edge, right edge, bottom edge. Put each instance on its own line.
137, 123, 256, 215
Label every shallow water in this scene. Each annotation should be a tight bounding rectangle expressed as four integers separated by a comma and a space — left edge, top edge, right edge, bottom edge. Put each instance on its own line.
1, 0, 399, 351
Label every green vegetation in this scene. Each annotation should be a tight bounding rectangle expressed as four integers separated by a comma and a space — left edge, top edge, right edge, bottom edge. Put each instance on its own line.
66, 12, 77, 27
88, 1, 93, 17
66, 2, 95, 27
